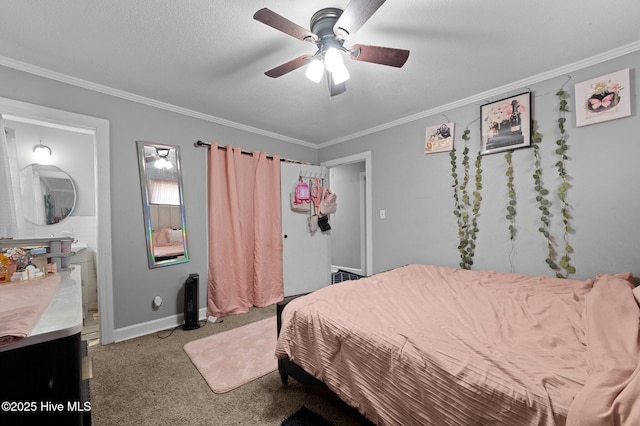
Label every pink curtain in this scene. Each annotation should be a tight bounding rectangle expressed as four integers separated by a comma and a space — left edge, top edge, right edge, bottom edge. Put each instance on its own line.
207, 143, 283, 317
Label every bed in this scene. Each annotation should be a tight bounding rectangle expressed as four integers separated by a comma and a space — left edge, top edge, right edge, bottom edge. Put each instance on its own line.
152, 227, 185, 260
275, 264, 640, 425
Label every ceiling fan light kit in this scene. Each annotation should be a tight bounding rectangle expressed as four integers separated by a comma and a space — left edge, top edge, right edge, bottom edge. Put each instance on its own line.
305, 58, 325, 83
154, 147, 174, 170
254, 0, 409, 97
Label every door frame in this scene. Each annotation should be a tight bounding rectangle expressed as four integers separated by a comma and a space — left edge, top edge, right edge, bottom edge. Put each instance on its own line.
321, 152, 372, 276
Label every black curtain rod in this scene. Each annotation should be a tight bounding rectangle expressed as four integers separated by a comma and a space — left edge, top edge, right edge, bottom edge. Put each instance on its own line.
194, 141, 306, 164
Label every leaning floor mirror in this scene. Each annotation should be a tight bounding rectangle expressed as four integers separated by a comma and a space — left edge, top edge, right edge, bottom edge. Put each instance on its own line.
136, 140, 189, 268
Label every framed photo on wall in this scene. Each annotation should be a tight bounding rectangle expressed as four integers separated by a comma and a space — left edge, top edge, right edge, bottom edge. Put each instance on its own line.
425, 122, 455, 154
574, 68, 630, 127
480, 92, 531, 155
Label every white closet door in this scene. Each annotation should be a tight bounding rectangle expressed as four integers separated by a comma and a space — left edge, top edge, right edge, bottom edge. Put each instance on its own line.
281, 162, 331, 296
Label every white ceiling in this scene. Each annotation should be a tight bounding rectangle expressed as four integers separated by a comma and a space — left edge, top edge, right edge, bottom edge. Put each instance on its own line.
1, 1, 639, 147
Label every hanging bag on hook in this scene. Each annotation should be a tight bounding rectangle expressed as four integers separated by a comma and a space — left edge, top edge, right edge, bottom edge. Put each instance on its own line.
310, 176, 323, 210
291, 176, 311, 212
308, 198, 318, 233
317, 214, 331, 232
319, 187, 337, 216
290, 193, 310, 212
294, 176, 310, 203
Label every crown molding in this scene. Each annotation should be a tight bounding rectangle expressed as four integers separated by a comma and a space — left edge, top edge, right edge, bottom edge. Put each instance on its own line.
0, 56, 317, 149
318, 40, 640, 149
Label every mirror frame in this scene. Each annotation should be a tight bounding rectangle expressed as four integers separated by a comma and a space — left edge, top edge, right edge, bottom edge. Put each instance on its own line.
136, 140, 189, 268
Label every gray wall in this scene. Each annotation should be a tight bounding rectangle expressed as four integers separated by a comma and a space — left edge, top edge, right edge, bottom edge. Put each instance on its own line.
319, 50, 640, 280
0, 64, 318, 331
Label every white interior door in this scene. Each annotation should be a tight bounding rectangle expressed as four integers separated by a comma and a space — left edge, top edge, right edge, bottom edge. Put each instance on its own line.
281, 162, 331, 296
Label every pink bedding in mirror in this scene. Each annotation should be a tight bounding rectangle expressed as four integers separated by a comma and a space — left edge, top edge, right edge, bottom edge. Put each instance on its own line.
152, 227, 184, 258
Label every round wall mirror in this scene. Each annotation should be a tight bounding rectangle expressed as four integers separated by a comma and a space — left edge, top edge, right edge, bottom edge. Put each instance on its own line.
19, 163, 77, 225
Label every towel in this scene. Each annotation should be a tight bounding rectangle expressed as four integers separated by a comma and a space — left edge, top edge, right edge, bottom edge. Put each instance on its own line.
0, 273, 60, 347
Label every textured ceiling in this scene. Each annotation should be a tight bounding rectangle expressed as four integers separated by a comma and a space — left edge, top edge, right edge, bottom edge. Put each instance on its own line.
1, 0, 639, 147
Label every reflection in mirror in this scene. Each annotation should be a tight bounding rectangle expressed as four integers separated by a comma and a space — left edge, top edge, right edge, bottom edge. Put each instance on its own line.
136, 141, 189, 268
19, 164, 76, 225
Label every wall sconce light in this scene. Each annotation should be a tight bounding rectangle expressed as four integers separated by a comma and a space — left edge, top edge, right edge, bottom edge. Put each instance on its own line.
33, 140, 52, 164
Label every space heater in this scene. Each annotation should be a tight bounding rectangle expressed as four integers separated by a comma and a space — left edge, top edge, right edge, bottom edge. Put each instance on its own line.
183, 273, 200, 330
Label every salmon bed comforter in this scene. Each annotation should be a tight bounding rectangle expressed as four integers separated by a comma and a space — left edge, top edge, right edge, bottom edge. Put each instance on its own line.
275, 264, 640, 425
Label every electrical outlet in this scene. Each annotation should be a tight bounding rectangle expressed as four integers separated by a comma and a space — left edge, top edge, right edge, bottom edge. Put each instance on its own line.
379, 209, 386, 219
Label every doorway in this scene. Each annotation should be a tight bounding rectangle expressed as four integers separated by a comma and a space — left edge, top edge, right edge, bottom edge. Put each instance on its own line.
4, 118, 101, 343
321, 151, 372, 276
328, 163, 366, 275
0, 96, 113, 344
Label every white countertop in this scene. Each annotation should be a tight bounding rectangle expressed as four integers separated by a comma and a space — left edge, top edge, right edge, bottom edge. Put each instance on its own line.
0, 267, 83, 352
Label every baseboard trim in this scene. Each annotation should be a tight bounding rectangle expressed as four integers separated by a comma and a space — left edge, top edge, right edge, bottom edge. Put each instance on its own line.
112, 307, 207, 342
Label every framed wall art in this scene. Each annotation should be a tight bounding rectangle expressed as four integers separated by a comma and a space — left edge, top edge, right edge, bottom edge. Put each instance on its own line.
425, 122, 455, 154
480, 92, 531, 155
574, 68, 630, 127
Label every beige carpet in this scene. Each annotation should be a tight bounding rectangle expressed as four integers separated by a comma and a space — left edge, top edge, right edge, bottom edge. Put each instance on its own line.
184, 316, 277, 393
89, 306, 370, 425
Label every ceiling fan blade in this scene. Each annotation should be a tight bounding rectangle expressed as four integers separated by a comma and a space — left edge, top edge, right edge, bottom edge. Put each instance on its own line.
334, 0, 386, 39
327, 72, 347, 97
253, 8, 318, 42
349, 44, 409, 67
264, 55, 312, 78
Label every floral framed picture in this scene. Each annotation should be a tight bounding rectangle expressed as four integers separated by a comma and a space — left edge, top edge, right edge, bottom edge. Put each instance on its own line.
574, 68, 630, 127
425, 122, 455, 154
480, 92, 531, 155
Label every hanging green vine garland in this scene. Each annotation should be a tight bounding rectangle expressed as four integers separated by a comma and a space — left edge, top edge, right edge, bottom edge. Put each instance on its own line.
504, 151, 516, 240
469, 146, 483, 266
531, 120, 561, 275
450, 146, 464, 257
450, 128, 482, 269
554, 89, 576, 277
450, 143, 468, 267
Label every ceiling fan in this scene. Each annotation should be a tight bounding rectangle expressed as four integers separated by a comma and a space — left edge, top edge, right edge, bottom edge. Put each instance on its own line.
253, 0, 410, 97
